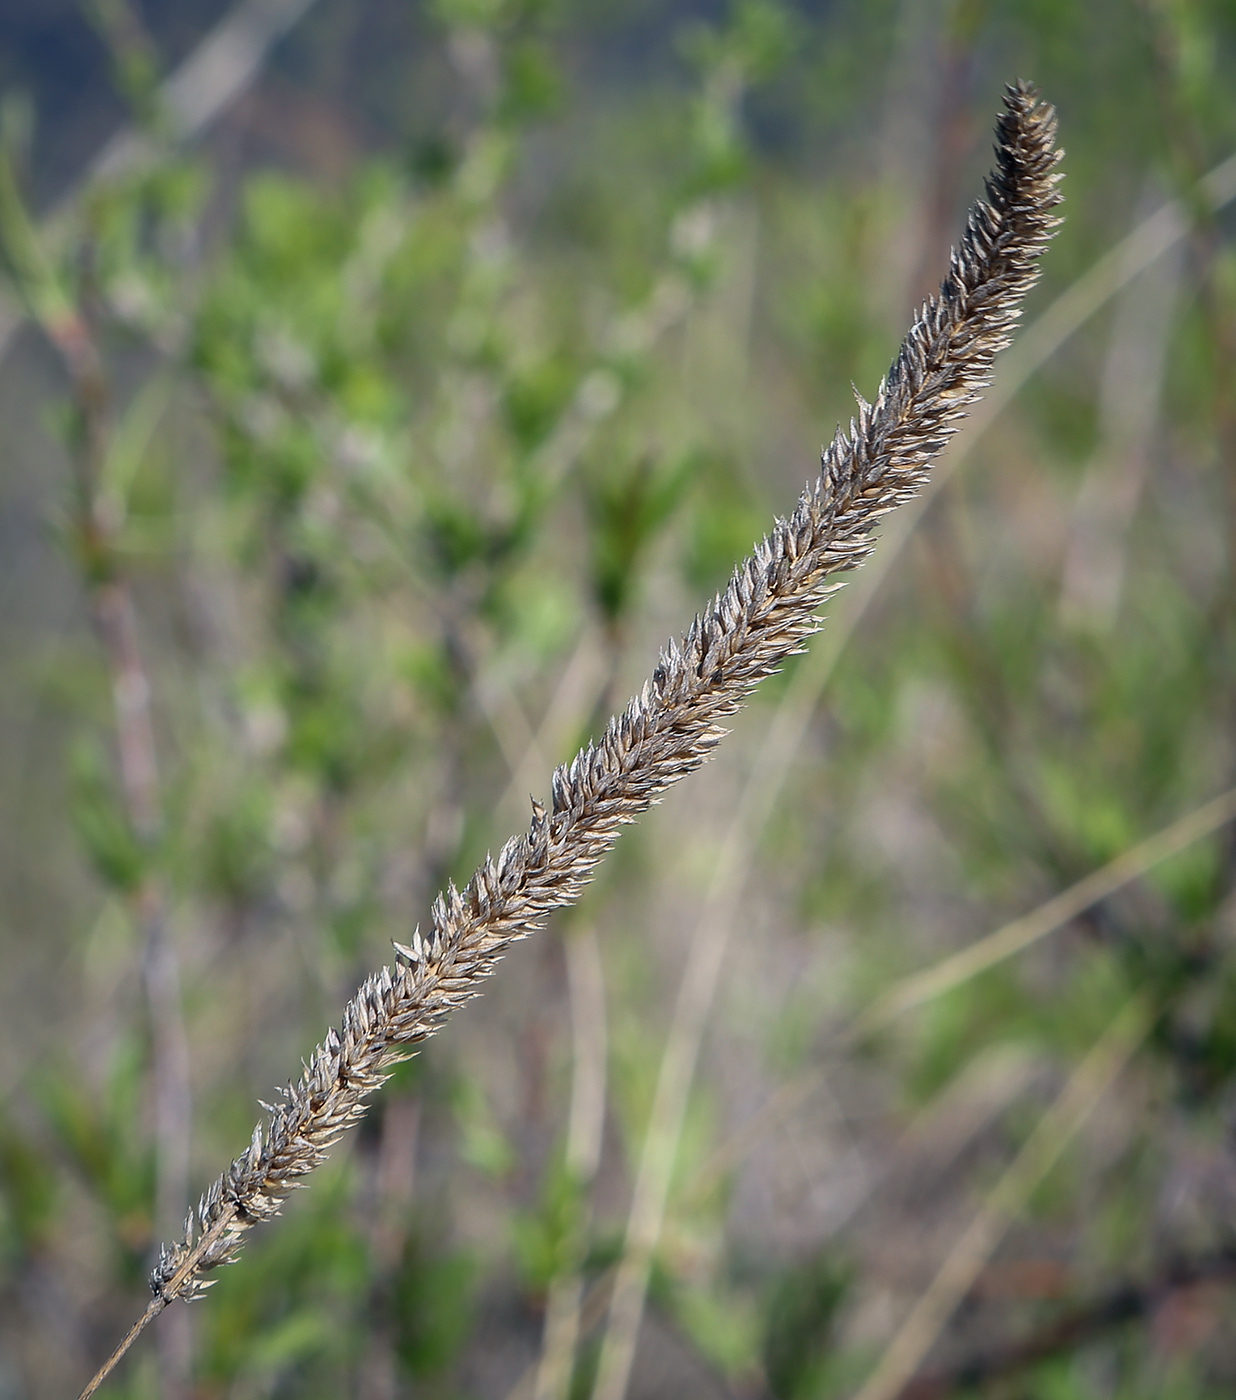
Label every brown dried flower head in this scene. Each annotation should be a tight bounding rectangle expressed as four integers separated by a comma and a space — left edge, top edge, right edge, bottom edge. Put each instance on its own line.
81, 80, 1062, 1400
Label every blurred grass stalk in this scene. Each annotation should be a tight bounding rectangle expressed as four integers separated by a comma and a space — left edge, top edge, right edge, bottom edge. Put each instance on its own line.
851, 995, 1153, 1400
0, 101, 196, 1398
0, 3, 321, 1392
690, 783, 1236, 1200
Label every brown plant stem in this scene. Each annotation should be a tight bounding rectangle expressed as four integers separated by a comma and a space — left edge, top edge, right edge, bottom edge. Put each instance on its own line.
68, 357, 195, 1393
0, 144, 195, 1396
74, 1200, 244, 1397
75, 1298, 167, 1400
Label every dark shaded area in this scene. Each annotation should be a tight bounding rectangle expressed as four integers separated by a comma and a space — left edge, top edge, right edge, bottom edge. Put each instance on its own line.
0, 0, 232, 205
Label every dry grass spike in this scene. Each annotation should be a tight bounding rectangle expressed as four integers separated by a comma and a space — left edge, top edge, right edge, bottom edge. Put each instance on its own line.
77, 79, 1062, 1400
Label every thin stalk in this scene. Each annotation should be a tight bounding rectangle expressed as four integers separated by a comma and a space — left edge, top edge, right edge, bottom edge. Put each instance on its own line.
690, 782, 1236, 1197
75, 1298, 167, 1400
0, 138, 194, 1398
849, 996, 1152, 1400
856, 784, 1236, 1032
531, 922, 609, 1400
1058, 184, 1183, 628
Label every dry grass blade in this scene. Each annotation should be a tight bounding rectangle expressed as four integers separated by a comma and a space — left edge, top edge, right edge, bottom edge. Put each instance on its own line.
77, 81, 1062, 1399
529, 923, 609, 1400
856, 784, 1236, 1034
688, 784, 1236, 1199
849, 996, 1151, 1400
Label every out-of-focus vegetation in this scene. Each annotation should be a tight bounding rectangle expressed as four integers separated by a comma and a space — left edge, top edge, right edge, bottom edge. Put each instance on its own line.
2, 1, 1236, 1397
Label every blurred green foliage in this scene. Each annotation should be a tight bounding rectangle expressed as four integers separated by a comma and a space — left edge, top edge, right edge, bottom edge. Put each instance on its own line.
2, 0, 1236, 1397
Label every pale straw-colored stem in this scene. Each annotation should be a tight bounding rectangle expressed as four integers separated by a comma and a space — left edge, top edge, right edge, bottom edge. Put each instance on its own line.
589, 776, 761, 1400
849, 996, 1152, 1400
531, 922, 609, 1400
689, 782, 1236, 1198
855, 784, 1236, 1033
76, 1203, 241, 1400
75, 1298, 167, 1400
1059, 184, 1184, 628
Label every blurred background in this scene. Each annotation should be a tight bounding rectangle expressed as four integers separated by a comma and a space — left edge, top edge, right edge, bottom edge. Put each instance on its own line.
2, 1, 1236, 1397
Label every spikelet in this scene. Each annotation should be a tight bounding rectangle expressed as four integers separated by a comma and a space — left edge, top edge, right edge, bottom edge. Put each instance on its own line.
149, 82, 1062, 1304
